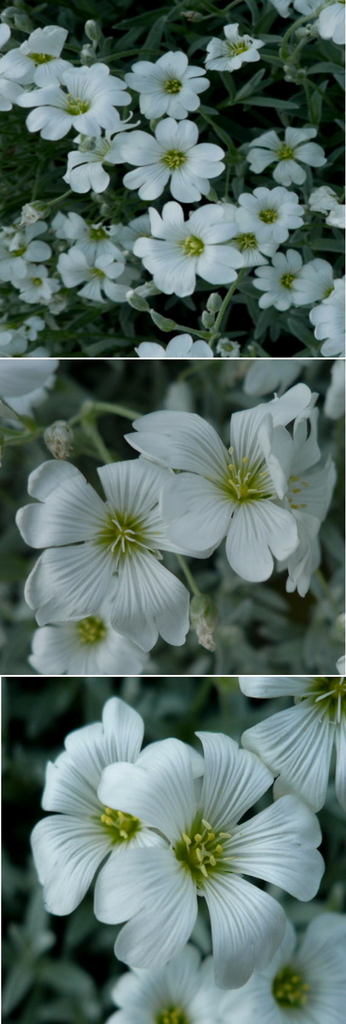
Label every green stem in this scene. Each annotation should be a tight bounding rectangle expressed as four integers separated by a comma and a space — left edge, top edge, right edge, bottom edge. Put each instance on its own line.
209, 269, 247, 341
176, 554, 202, 598
279, 3, 325, 59
70, 400, 140, 425
81, 418, 115, 464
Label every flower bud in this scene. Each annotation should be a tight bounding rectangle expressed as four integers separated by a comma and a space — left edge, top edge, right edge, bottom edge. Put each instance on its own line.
150, 310, 178, 332
126, 290, 150, 312
190, 595, 217, 652
201, 310, 215, 328
19, 203, 47, 226
85, 19, 101, 43
44, 421, 74, 460
207, 292, 222, 313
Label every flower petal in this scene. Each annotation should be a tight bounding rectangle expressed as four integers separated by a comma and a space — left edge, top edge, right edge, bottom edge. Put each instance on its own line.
197, 732, 273, 829
31, 814, 111, 914
205, 873, 286, 988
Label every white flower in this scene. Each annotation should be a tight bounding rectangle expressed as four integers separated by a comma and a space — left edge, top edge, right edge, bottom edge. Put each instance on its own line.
268, 0, 293, 14
244, 360, 309, 396
133, 202, 240, 297
0, 23, 24, 110
125, 51, 209, 120
31, 697, 163, 916
240, 674, 346, 812
52, 212, 121, 261
247, 127, 326, 186
136, 334, 213, 358
29, 612, 148, 675
57, 246, 127, 302
205, 23, 264, 72
308, 185, 340, 214
0, 221, 51, 282
15, 265, 60, 305
238, 187, 304, 246
324, 359, 345, 419
15, 458, 190, 651
220, 913, 346, 1023
0, 314, 45, 356
253, 249, 306, 311
0, 357, 58, 416
95, 733, 324, 987
119, 118, 225, 203
216, 338, 241, 356
0, 25, 70, 86
116, 214, 151, 252
18, 63, 131, 140
309, 278, 345, 356
107, 947, 219, 1024
326, 204, 345, 228
293, 257, 334, 306
220, 208, 277, 267
125, 385, 315, 583
63, 129, 132, 193
318, 2, 345, 44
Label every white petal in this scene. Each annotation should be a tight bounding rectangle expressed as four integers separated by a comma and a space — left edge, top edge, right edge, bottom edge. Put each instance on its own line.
335, 716, 346, 811
225, 502, 298, 582
205, 873, 286, 988
31, 815, 111, 914
197, 732, 273, 829
110, 550, 189, 650
239, 676, 308, 698
25, 542, 116, 625
16, 471, 106, 548
126, 411, 229, 478
114, 852, 197, 968
160, 474, 231, 555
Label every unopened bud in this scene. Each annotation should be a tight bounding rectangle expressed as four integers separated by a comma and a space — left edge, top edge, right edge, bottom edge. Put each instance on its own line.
201, 310, 215, 328
190, 595, 217, 652
126, 289, 150, 312
150, 310, 178, 332
85, 19, 101, 43
19, 202, 47, 226
182, 10, 203, 21
80, 43, 95, 64
207, 292, 222, 313
44, 421, 74, 460
2, 7, 32, 30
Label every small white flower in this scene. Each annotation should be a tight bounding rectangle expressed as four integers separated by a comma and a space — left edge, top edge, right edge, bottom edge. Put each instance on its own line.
240, 673, 346, 812
136, 334, 214, 358
324, 359, 345, 419
125, 51, 209, 120
293, 257, 334, 306
247, 127, 326, 186
29, 612, 148, 675
125, 385, 315, 583
317, 2, 345, 45
0, 23, 24, 110
107, 947, 219, 1024
0, 357, 58, 416
253, 249, 304, 310
95, 733, 324, 987
18, 63, 131, 140
31, 697, 162, 916
0, 221, 51, 282
238, 187, 304, 246
119, 118, 225, 202
326, 204, 346, 228
244, 360, 309, 396
57, 246, 127, 302
63, 129, 131, 193
205, 23, 264, 72
309, 278, 345, 356
220, 913, 346, 1023
216, 338, 241, 356
134, 202, 240, 297
52, 212, 121, 261
308, 184, 340, 214
221, 208, 277, 267
116, 214, 151, 252
16, 458, 190, 651
0, 25, 70, 86
0, 315, 45, 357
15, 265, 60, 305
268, 0, 293, 14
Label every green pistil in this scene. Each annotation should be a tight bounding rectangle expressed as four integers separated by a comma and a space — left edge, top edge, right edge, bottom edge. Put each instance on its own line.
76, 616, 107, 645
65, 95, 90, 116
235, 232, 257, 251
162, 149, 187, 170
181, 235, 205, 257
174, 814, 231, 886
227, 41, 248, 55
156, 1009, 189, 1024
29, 52, 54, 64
259, 208, 278, 224
277, 144, 295, 161
163, 78, 182, 94
92, 267, 106, 278
31, 277, 43, 286
221, 451, 273, 503
12, 246, 27, 257
324, 285, 334, 298
97, 509, 154, 566
281, 272, 296, 289
303, 677, 346, 724
100, 806, 140, 843
89, 226, 108, 240
273, 966, 310, 1009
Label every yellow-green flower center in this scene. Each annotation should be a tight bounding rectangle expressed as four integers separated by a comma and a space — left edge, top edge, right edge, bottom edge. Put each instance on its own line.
227, 41, 249, 55
221, 451, 273, 503
273, 966, 310, 1009
281, 272, 296, 289
162, 149, 187, 170
97, 509, 158, 567
156, 1009, 189, 1024
174, 815, 231, 886
100, 806, 141, 843
259, 208, 278, 224
32, 277, 43, 286
29, 52, 54, 64
66, 95, 90, 116
277, 144, 295, 161
164, 78, 182, 94
92, 267, 106, 278
181, 235, 205, 257
234, 232, 258, 251
302, 677, 346, 723
12, 246, 27, 257
76, 616, 107, 645
89, 226, 109, 240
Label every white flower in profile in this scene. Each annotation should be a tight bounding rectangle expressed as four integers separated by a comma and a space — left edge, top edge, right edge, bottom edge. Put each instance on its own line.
308, 184, 340, 215
253, 249, 305, 310
95, 733, 324, 987
0, 25, 70, 86
0, 221, 51, 282
31, 697, 164, 916
268, 0, 293, 14
63, 129, 131, 193
317, 2, 345, 44
324, 359, 345, 420
238, 187, 304, 246
125, 51, 209, 120
220, 913, 346, 1024
205, 23, 264, 72
247, 127, 326, 186
240, 673, 346, 812
326, 203, 345, 228
136, 334, 213, 358
244, 360, 308, 396
57, 246, 127, 302
119, 118, 225, 203
15, 458, 190, 651
0, 24, 23, 110
125, 385, 315, 583
309, 278, 345, 356
133, 202, 240, 297
29, 612, 148, 675
15, 265, 60, 306
0, 357, 59, 416
106, 947, 220, 1024
18, 63, 131, 140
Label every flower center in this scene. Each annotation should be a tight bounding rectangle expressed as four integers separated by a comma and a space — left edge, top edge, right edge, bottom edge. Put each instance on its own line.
273, 966, 310, 1009
89, 226, 109, 240
277, 144, 295, 160
31, 277, 43, 286
65, 95, 90, 115
162, 149, 187, 170
221, 450, 273, 503
181, 235, 205, 257
174, 815, 231, 886
76, 616, 107, 645
156, 1010, 189, 1024
287, 473, 309, 510
163, 78, 182, 94
234, 232, 258, 251
259, 208, 278, 224
302, 677, 346, 724
100, 806, 141, 843
92, 267, 106, 278
280, 272, 296, 289
227, 41, 249, 55
97, 509, 158, 568
12, 246, 27, 257
29, 52, 54, 64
